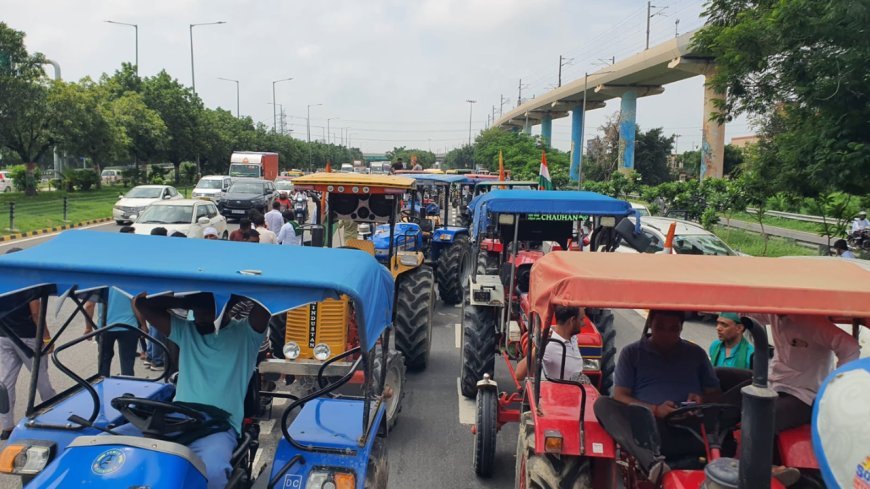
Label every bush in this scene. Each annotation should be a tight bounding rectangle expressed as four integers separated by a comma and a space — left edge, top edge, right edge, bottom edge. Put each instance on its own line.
8, 165, 42, 192
122, 167, 144, 186
61, 169, 100, 192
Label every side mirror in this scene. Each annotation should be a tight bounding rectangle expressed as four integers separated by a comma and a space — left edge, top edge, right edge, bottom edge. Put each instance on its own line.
0, 385, 9, 414
162, 194, 171, 200
197, 217, 210, 225
614, 217, 652, 253
129, 214, 138, 221
118, 194, 124, 199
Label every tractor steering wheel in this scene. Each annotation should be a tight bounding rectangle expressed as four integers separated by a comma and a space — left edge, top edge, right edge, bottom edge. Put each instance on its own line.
664, 403, 741, 450
111, 395, 207, 439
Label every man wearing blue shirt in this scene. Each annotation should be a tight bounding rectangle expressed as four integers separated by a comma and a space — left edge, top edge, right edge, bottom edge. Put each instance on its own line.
132, 293, 269, 489
85, 287, 145, 377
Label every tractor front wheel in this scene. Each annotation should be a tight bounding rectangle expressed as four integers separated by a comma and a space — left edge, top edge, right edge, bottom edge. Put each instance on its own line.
436, 236, 471, 305
595, 309, 616, 396
476, 250, 499, 275
394, 266, 435, 371
460, 305, 496, 398
516, 413, 592, 489
267, 313, 287, 358
372, 347, 406, 430
364, 435, 389, 489
473, 388, 498, 477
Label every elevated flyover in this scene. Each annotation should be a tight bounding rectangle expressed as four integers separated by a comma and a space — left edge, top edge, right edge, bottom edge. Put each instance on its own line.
494, 29, 725, 179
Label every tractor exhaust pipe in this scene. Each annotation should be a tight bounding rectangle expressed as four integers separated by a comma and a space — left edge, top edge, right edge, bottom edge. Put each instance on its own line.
737, 317, 777, 489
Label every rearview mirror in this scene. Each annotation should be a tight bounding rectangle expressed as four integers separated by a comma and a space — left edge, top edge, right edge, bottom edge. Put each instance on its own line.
615, 217, 651, 253
0, 385, 9, 414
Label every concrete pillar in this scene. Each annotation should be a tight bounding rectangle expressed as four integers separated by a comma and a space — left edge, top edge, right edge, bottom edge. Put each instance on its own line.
541, 112, 553, 147
522, 116, 532, 135
570, 104, 583, 182
618, 89, 637, 171
700, 71, 725, 179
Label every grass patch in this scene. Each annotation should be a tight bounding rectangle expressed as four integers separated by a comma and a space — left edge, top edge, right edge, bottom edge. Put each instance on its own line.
713, 225, 818, 257
0, 185, 192, 235
726, 211, 826, 235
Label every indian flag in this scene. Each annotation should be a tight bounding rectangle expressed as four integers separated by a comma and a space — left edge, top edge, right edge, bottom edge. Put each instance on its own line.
538, 151, 553, 190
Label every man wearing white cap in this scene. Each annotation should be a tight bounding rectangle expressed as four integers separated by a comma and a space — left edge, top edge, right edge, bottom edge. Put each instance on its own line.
203, 227, 219, 240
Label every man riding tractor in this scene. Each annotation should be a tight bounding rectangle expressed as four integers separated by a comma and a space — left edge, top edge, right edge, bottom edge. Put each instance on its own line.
520, 252, 869, 489
266, 173, 434, 386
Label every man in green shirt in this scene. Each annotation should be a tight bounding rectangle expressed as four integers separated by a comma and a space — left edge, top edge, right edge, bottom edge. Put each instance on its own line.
708, 312, 754, 369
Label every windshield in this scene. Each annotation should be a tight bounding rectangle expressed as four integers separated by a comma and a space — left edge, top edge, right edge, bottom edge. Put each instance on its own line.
196, 179, 223, 189
275, 181, 294, 191
229, 164, 261, 177
137, 205, 193, 224
125, 187, 163, 199
228, 182, 264, 194
672, 234, 736, 256
634, 208, 650, 217
101, 170, 116, 177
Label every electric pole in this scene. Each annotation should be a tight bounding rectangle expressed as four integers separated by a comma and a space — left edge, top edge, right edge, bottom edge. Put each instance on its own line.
646, 1, 667, 49
558, 55, 573, 87
500, 94, 507, 117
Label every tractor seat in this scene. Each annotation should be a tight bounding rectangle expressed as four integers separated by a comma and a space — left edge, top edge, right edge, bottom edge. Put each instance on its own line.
345, 239, 375, 256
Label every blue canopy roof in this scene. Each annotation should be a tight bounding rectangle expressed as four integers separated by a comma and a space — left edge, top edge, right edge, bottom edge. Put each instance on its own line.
0, 231, 395, 351
403, 173, 469, 185
471, 190, 635, 239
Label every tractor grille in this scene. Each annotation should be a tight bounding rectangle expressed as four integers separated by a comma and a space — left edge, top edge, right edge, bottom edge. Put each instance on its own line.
285, 297, 349, 359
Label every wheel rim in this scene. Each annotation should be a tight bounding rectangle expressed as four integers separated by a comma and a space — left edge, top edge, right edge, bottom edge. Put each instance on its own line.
385, 362, 402, 420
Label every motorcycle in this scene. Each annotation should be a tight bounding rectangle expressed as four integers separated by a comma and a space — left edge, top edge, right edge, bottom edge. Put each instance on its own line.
293, 192, 309, 224
847, 228, 870, 251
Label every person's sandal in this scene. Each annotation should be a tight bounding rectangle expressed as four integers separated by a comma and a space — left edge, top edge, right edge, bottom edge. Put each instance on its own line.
772, 466, 800, 487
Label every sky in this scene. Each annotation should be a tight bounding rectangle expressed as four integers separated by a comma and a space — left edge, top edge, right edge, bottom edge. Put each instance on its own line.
2, 0, 752, 155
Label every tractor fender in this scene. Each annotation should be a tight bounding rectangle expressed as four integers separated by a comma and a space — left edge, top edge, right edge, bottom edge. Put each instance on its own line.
476, 373, 498, 392
431, 227, 468, 243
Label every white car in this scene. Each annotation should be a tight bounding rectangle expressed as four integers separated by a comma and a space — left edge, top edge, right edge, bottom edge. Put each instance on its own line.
631, 202, 651, 217
132, 199, 227, 239
192, 175, 233, 201
0, 171, 13, 193
113, 185, 182, 224
618, 217, 741, 256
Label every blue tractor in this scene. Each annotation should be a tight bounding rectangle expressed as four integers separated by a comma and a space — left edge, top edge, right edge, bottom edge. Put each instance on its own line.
0, 231, 395, 488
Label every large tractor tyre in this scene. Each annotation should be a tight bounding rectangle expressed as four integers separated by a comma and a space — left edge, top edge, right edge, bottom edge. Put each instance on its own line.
595, 309, 617, 396
515, 413, 592, 489
476, 251, 500, 276
436, 236, 471, 305
394, 266, 435, 371
473, 388, 498, 478
364, 435, 389, 489
372, 348, 407, 430
460, 305, 497, 398
267, 313, 287, 358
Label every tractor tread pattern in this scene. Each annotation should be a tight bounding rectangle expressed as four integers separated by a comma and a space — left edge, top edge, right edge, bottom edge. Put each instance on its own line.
473, 388, 498, 477
394, 266, 435, 371
517, 412, 592, 489
436, 236, 470, 305
460, 305, 497, 398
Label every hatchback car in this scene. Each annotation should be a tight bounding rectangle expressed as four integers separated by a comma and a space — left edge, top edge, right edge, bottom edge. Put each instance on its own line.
617, 217, 741, 256
132, 199, 227, 238
113, 185, 182, 224
217, 178, 276, 218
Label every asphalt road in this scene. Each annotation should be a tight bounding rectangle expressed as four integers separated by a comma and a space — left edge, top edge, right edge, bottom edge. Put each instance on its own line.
0, 224, 722, 488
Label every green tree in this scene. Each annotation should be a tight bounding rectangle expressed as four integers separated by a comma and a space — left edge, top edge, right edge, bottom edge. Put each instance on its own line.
141, 71, 203, 183
679, 145, 744, 179
634, 127, 674, 185
386, 147, 436, 168
110, 92, 168, 181
0, 22, 52, 195
444, 144, 475, 169
694, 0, 870, 196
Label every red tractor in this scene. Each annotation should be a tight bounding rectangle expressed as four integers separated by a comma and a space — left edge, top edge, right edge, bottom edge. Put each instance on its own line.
523, 251, 869, 489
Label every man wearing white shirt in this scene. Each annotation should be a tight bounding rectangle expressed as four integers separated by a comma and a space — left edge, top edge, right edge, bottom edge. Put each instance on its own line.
276, 210, 301, 246
252, 214, 277, 244
264, 201, 284, 234
851, 211, 868, 234
515, 306, 585, 381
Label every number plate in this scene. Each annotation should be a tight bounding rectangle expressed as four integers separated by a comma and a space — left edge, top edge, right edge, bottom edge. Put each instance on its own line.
231, 209, 245, 215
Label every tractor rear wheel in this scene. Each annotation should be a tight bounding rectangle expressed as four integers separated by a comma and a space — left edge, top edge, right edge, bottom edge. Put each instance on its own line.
460, 305, 497, 398
394, 266, 435, 371
436, 236, 471, 305
476, 250, 499, 275
372, 347, 406, 430
516, 412, 592, 488
473, 388, 498, 477
595, 309, 616, 396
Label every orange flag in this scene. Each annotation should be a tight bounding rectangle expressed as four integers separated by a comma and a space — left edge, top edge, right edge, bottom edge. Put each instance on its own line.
325, 161, 332, 173
498, 150, 505, 179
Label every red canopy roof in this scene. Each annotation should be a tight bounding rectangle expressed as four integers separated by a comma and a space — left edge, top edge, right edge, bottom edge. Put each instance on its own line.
530, 253, 870, 323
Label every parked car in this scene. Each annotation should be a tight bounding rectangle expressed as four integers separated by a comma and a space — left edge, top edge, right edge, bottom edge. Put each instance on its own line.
112, 185, 182, 224
0, 171, 12, 193
191, 175, 233, 201
617, 216, 742, 256
217, 178, 277, 218
132, 199, 227, 238
100, 169, 123, 185
631, 202, 651, 216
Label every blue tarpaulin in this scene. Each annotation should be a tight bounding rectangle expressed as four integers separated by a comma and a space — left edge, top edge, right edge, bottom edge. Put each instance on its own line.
0, 230, 395, 351
402, 173, 469, 185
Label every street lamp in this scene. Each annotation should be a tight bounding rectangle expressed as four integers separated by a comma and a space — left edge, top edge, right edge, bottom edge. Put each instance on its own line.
307, 104, 323, 170
217, 77, 240, 117
465, 99, 477, 146
326, 117, 339, 144
189, 21, 226, 93
272, 77, 293, 133
104, 20, 138, 75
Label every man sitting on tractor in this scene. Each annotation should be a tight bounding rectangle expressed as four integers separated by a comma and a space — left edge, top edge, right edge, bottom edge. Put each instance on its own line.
132, 293, 270, 489
515, 305, 586, 382
612, 310, 721, 461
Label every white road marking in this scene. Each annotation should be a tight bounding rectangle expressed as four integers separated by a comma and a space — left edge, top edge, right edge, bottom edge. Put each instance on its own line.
0, 221, 115, 248
456, 377, 476, 425
454, 323, 461, 349
252, 448, 264, 475
454, 304, 462, 308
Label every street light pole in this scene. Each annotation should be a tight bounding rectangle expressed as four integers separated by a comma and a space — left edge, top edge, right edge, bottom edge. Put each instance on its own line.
189, 21, 226, 93
217, 77, 239, 117
465, 99, 477, 146
104, 21, 138, 75
327, 117, 339, 144
272, 77, 293, 133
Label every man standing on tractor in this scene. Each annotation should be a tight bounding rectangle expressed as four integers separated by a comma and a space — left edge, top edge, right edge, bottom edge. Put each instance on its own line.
132, 293, 270, 489
515, 305, 586, 381
708, 312, 754, 369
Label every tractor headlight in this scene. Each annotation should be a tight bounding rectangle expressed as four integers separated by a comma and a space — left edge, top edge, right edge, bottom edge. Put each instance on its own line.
283, 342, 301, 360
397, 252, 418, 266
313, 343, 332, 361
0, 441, 55, 475
583, 358, 601, 371
439, 234, 451, 241
307, 469, 355, 489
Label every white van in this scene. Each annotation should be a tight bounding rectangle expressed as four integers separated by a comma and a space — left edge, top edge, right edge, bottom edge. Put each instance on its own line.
192, 175, 233, 201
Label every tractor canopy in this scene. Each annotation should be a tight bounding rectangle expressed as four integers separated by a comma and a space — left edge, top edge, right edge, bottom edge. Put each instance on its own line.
470, 189, 635, 240
530, 252, 870, 326
292, 172, 415, 193
0, 230, 395, 351
402, 173, 469, 185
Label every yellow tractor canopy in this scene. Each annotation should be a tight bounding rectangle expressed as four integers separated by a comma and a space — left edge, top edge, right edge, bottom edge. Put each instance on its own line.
293, 173, 416, 194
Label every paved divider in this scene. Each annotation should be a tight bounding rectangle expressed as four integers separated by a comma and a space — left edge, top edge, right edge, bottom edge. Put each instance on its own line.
0, 217, 112, 242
